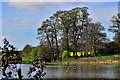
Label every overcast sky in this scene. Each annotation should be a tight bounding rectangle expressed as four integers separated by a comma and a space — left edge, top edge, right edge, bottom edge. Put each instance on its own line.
1, 1, 119, 50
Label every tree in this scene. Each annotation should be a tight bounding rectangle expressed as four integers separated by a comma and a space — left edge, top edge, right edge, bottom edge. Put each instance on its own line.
40, 46, 57, 62
22, 44, 32, 58
58, 10, 71, 56
37, 13, 61, 59
37, 7, 108, 59
37, 20, 52, 47
108, 13, 120, 43
103, 42, 120, 55
49, 14, 61, 59
78, 7, 92, 52
0, 38, 22, 79
28, 46, 41, 62
65, 7, 81, 57
57, 7, 92, 57
87, 22, 107, 56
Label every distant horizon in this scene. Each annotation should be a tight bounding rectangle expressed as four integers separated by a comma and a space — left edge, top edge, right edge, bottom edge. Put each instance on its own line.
1, 1, 119, 50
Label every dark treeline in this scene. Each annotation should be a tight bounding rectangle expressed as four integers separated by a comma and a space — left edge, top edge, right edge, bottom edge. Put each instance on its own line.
21, 7, 120, 63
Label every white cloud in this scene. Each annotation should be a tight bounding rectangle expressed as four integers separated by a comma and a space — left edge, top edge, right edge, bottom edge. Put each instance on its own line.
13, 19, 32, 26
7, 0, 119, 10
7, 2, 49, 10
5, 0, 120, 2
12, 19, 43, 27
7, 1, 65, 10
7, 2, 67, 11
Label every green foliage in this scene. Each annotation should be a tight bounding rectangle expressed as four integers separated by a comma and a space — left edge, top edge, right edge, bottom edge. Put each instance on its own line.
22, 44, 32, 58
62, 50, 69, 60
37, 7, 108, 58
20, 7, 120, 63
40, 46, 58, 62
28, 46, 41, 62
90, 50, 94, 56
89, 50, 99, 56
108, 14, 120, 43
97, 42, 120, 56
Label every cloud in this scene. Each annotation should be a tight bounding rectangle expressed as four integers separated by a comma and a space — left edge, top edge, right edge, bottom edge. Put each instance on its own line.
13, 19, 32, 26
7, 1, 65, 10
12, 19, 43, 28
7, 0, 119, 10
7, 2, 48, 10
6, 0, 120, 2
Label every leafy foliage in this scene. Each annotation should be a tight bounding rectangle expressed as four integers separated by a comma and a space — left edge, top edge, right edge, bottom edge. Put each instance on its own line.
22, 44, 32, 58
21, 7, 120, 63
37, 7, 107, 57
108, 13, 120, 43
62, 50, 69, 60
0, 38, 22, 79
28, 46, 41, 63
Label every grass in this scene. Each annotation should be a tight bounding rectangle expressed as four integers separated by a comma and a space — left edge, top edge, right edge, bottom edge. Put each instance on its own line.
20, 54, 120, 65
47, 54, 120, 65
46, 62, 60, 65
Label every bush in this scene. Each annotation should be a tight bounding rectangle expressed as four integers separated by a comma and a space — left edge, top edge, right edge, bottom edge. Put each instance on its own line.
28, 47, 41, 62
62, 50, 69, 60
22, 44, 32, 58
90, 50, 99, 56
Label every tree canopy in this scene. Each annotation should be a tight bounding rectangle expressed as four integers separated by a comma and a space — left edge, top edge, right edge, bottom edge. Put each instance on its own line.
37, 7, 107, 57
22, 44, 32, 58
108, 13, 120, 43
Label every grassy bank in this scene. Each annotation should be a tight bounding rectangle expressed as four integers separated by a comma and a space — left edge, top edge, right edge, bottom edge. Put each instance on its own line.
20, 54, 120, 65
47, 54, 120, 65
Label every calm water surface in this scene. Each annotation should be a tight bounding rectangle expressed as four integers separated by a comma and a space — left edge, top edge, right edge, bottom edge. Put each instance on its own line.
0, 64, 120, 79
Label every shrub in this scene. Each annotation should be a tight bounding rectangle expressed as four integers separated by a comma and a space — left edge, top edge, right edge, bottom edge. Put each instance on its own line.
28, 47, 41, 62
62, 50, 69, 60
22, 44, 32, 58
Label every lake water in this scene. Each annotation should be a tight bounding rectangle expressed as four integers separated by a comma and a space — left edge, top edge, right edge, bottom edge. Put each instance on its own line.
0, 64, 120, 79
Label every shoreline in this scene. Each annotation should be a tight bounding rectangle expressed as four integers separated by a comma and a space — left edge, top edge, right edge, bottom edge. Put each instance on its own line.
47, 55, 120, 65
47, 60, 119, 65
21, 54, 120, 66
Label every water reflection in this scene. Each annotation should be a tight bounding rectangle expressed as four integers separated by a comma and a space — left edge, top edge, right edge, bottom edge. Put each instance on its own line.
0, 64, 119, 79
44, 65, 119, 79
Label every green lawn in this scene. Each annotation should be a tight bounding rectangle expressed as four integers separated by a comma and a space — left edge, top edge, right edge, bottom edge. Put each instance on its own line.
47, 54, 120, 65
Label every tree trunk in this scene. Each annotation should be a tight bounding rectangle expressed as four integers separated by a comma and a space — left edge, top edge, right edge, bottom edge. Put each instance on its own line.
55, 30, 59, 59
46, 34, 51, 47
94, 46, 97, 56
73, 29, 77, 57
66, 28, 69, 56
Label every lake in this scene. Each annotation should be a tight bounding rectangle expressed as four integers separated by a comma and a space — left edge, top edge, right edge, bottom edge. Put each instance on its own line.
0, 64, 120, 79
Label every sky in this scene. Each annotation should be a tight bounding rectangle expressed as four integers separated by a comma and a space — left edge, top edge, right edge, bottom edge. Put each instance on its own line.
0, 1, 119, 50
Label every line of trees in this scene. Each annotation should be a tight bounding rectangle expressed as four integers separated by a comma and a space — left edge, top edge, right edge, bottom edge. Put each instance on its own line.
21, 7, 120, 62
36, 7, 107, 61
